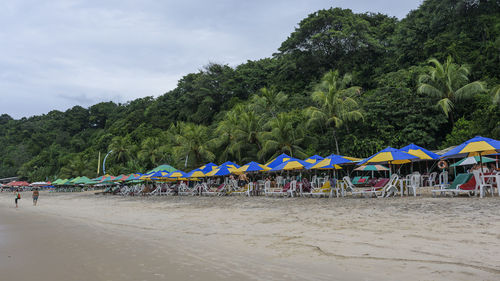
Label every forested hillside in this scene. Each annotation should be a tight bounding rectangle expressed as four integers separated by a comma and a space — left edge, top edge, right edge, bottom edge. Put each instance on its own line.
1, 0, 499, 181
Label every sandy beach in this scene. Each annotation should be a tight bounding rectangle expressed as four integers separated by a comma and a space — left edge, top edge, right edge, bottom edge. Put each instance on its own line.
1, 192, 499, 281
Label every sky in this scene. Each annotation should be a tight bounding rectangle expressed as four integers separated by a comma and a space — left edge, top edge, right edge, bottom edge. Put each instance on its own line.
0, 0, 421, 119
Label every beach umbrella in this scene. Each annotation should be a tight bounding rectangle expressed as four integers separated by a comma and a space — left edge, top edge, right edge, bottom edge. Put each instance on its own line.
149, 171, 171, 180
441, 136, 500, 158
206, 166, 234, 176
358, 147, 418, 165
353, 165, 389, 171
124, 174, 141, 181
304, 155, 324, 164
73, 176, 91, 184
166, 170, 189, 179
354, 164, 389, 178
450, 156, 496, 167
139, 171, 156, 180
399, 143, 440, 160
147, 164, 177, 173
265, 153, 291, 169
220, 161, 240, 169
307, 154, 354, 169
358, 147, 418, 175
93, 174, 111, 181
199, 162, 218, 173
187, 168, 206, 178
271, 158, 309, 171
237, 161, 271, 173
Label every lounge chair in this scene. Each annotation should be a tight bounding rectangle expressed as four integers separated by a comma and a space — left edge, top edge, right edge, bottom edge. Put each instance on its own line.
431, 173, 473, 197
201, 183, 225, 196
351, 176, 361, 185
231, 182, 253, 196
382, 174, 400, 197
343, 176, 381, 198
265, 180, 288, 197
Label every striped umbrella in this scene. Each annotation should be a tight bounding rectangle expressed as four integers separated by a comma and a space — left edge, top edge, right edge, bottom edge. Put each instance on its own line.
304, 155, 324, 164
441, 136, 500, 158
271, 158, 309, 171
265, 153, 291, 169
400, 143, 440, 160
237, 161, 271, 173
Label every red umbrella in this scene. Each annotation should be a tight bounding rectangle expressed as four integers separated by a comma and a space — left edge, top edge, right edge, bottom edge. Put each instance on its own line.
6, 181, 30, 187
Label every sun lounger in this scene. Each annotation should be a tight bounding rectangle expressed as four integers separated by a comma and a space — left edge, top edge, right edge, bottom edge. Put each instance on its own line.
265, 180, 288, 197
431, 173, 472, 197
343, 176, 382, 198
231, 182, 253, 196
351, 176, 361, 185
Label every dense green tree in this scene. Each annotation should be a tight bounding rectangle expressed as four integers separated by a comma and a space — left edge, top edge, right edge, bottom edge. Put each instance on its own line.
173, 123, 215, 169
305, 70, 363, 154
417, 56, 486, 125
258, 113, 307, 161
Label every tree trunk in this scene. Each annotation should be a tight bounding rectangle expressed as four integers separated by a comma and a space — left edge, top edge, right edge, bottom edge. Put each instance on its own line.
333, 129, 340, 155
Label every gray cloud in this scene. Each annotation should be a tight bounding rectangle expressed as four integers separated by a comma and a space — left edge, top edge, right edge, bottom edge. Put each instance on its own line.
0, 0, 420, 118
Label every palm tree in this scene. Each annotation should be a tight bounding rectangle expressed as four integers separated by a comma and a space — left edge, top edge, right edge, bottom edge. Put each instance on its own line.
173, 123, 215, 169
138, 137, 168, 170
60, 155, 92, 178
232, 110, 263, 162
258, 113, 307, 161
108, 136, 132, 164
210, 106, 241, 162
418, 56, 486, 125
250, 87, 287, 117
305, 70, 363, 155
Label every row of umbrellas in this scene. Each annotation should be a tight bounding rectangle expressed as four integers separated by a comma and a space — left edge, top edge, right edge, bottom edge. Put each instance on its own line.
39, 136, 500, 186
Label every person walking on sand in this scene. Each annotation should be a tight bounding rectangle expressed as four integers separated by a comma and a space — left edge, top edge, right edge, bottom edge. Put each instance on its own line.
32, 188, 39, 206
15, 191, 21, 208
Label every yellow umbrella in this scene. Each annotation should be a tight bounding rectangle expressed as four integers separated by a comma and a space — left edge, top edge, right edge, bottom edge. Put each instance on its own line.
442, 136, 500, 158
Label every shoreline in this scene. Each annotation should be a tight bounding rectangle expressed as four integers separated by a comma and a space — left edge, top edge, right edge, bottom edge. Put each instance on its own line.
1, 192, 499, 280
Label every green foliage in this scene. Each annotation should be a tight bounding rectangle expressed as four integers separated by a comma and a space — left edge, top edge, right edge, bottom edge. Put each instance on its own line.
0, 0, 499, 181
417, 56, 486, 122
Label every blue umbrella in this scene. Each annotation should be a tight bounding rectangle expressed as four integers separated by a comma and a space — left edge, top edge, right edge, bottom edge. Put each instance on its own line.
265, 153, 292, 168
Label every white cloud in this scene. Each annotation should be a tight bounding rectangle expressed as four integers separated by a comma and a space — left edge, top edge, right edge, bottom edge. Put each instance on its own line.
0, 0, 419, 118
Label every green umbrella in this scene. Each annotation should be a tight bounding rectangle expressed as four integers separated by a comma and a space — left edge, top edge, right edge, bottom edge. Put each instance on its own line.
147, 164, 176, 173
450, 156, 495, 167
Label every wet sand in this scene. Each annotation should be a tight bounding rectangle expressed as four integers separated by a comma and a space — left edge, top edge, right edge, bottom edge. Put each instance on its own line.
1, 191, 499, 281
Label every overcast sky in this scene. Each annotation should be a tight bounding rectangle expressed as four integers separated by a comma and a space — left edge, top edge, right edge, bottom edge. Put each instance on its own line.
0, 0, 421, 119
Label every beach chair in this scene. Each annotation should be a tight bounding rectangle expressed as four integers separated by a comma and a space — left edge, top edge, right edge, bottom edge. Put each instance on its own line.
265, 180, 288, 197
343, 176, 380, 198
178, 182, 195, 196
351, 176, 361, 185
201, 182, 224, 196
408, 173, 422, 197
472, 170, 493, 198
427, 172, 437, 187
431, 173, 473, 197
433, 171, 449, 189
381, 174, 400, 197
231, 182, 253, 196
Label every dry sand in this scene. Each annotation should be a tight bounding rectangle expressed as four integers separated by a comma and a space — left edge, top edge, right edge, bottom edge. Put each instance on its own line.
1, 191, 499, 281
